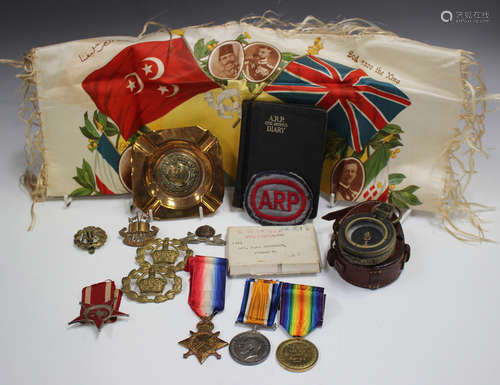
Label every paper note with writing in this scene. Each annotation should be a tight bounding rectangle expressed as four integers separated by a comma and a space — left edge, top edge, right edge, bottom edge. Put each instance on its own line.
225, 224, 321, 276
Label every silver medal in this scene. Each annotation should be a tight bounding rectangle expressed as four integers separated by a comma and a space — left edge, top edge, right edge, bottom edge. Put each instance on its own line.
229, 330, 271, 365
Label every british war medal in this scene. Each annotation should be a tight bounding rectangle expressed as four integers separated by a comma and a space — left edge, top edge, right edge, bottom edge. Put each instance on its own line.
230, 278, 281, 365
179, 255, 228, 363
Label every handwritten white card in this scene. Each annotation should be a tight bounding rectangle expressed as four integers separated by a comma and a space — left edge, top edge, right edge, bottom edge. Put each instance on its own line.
225, 224, 321, 276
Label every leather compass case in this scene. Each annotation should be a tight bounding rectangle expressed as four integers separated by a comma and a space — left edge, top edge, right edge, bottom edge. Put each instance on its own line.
323, 201, 410, 290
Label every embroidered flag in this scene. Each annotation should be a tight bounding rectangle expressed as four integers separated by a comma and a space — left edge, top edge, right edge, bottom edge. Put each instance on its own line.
184, 255, 228, 318
264, 55, 411, 153
93, 135, 127, 194
82, 38, 220, 140
236, 279, 281, 327
361, 165, 390, 202
68, 280, 128, 330
279, 282, 325, 337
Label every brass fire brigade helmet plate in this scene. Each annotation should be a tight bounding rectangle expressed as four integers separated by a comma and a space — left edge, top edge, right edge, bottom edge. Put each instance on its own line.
132, 127, 224, 219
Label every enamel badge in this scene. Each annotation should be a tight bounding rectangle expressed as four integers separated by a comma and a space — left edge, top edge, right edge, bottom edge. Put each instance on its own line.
68, 280, 128, 330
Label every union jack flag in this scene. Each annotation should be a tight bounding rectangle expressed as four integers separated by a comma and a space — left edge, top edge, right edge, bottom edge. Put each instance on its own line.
264, 56, 411, 153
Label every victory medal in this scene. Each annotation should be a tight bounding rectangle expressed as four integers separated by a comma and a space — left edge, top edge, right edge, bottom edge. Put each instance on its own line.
277, 282, 325, 372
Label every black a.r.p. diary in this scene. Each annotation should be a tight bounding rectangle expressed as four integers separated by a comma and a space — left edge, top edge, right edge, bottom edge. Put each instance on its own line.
233, 101, 328, 217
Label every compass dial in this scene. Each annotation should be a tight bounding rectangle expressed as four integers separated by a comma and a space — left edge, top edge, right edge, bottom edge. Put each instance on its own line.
338, 214, 396, 266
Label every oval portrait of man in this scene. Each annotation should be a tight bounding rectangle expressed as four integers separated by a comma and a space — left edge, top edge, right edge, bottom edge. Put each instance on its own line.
242, 42, 281, 82
330, 157, 366, 202
208, 41, 244, 80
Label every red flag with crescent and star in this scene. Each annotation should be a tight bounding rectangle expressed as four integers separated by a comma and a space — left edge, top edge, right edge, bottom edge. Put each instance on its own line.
82, 38, 219, 140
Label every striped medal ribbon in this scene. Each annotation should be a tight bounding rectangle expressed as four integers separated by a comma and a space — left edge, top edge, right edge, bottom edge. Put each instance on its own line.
180, 255, 229, 363
279, 282, 325, 337
184, 255, 228, 317
236, 278, 281, 327
230, 279, 281, 365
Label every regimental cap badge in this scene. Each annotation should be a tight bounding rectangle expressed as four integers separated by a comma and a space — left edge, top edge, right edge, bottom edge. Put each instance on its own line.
119, 213, 159, 247
74, 226, 107, 254
121, 238, 194, 303
179, 225, 226, 246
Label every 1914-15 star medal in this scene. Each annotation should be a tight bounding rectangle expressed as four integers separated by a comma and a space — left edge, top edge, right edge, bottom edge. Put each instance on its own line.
179, 316, 228, 364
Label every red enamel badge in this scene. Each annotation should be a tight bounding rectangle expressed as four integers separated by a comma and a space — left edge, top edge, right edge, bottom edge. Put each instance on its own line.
69, 280, 128, 330
243, 171, 313, 225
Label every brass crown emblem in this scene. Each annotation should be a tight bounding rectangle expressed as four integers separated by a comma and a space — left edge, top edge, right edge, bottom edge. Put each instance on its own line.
119, 213, 159, 247
121, 237, 193, 303
137, 268, 167, 294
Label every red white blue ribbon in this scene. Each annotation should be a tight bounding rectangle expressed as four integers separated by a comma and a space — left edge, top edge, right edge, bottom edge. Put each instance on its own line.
184, 255, 228, 318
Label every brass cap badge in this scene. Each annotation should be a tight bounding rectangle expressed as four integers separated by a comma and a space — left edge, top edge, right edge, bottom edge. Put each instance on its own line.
74, 226, 107, 254
119, 213, 159, 247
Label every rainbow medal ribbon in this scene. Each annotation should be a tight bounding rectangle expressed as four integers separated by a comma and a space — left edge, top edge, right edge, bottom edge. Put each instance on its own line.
277, 282, 326, 372
229, 278, 281, 365
179, 255, 229, 364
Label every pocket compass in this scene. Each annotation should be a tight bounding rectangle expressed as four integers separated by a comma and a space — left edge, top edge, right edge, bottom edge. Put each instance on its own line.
336, 203, 400, 266
323, 201, 410, 290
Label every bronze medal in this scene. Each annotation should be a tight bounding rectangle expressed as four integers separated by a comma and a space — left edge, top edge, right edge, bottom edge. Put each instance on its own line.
276, 338, 318, 372
180, 256, 228, 364
179, 315, 228, 364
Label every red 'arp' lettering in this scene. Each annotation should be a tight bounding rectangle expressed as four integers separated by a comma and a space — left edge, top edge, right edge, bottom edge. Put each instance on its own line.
287, 191, 300, 211
249, 176, 309, 223
274, 190, 286, 211
258, 190, 272, 209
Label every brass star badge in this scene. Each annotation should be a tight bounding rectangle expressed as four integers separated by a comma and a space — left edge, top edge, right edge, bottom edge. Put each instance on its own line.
179, 316, 228, 364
